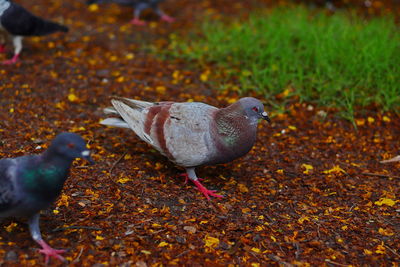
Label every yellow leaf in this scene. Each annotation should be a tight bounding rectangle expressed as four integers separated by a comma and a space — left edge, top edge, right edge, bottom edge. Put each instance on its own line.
88, 4, 99, 12
251, 247, 260, 253
200, 72, 209, 82
382, 116, 390, 122
363, 249, 373, 255
355, 119, 365, 126
125, 53, 134, 60
124, 154, 132, 160
251, 263, 260, 267
204, 236, 220, 248
378, 227, 394, 236
323, 165, 346, 174
57, 194, 69, 207
68, 93, 78, 102
238, 183, 249, 193
374, 198, 396, 207
341, 225, 348, 230
5, 223, 18, 233
375, 244, 386, 254
270, 236, 277, 242
276, 169, 284, 174
55, 102, 65, 110
288, 125, 297, 131
156, 86, 166, 94
9, 108, 14, 113
298, 215, 310, 224
301, 164, 313, 174
367, 117, 375, 123
117, 177, 131, 184
141, 250, 151, 255
158, 241, 169, 247
53, 209, 60, 215
242, 208, 251, 213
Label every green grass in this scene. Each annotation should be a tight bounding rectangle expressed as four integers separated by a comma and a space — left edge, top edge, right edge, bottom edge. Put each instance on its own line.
170, 7, 400, 118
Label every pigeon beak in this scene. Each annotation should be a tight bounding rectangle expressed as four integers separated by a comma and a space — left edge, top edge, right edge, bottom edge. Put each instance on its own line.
81, 150, 95, 165
261, 111, 271, 123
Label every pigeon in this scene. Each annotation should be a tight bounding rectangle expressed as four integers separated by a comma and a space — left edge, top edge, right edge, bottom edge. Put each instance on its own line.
101, 97, 270, 199
87, 0, 174, 26
381, 155, 400, 163
0, 132, 94, 263
0, 0, 69, 64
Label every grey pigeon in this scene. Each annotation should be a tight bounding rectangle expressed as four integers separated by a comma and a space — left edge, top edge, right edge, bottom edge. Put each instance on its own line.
0, 133, 94, 263
86, 0, 174, 25
381, 155, 400, 163
101, 97, 270, 199
0, 0, 68, 64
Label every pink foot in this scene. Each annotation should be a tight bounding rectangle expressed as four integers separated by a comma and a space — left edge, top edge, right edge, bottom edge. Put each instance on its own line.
130, 18, 146, 26
37, 240, 66, 264
2, 54, 19, 65
160, 14, 175, 23
0, 44, 5, 53
192, 179, 223, 200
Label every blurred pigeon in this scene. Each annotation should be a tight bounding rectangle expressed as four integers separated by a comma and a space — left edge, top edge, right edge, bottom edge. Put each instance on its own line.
87, 0, 174, 25
381, 155, 400, 163
101, 97, 270, 199
0, 0, 68, 64
0, 133, 94, 263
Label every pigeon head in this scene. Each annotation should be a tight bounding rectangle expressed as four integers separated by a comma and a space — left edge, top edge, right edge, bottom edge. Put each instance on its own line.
49, 133, 94, 164
237, 97, 270, 124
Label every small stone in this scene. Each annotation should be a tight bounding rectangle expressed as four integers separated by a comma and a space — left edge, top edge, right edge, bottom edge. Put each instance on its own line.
176, 236, 186, 244
135, 260, 147, 267
5, 250, 17, 261
183, 226, 196, 234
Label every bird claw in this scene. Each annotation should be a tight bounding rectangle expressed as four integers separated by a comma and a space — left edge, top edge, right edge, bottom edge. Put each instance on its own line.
192, 179, 223, 200
2, 54, 19, 65
2, 58, 18, 65
130, 19, 146, 26
37, 240, 66, 264
160, 14, 175, 23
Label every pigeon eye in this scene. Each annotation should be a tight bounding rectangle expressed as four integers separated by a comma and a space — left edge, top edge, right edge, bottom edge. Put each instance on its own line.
252, 107, 259, 112
67, 143, 75, 149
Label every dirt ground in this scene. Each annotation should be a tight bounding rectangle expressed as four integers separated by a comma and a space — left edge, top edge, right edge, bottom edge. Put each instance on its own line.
0, 0, 399, 266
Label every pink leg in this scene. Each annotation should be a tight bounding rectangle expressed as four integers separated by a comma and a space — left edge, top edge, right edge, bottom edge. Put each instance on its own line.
130, 18, 146, 26
160, 14, 175, 23
37, 239, 66, 264
180, 173, 203, 184
0, 44, 5, 53
2, 53, 19, 65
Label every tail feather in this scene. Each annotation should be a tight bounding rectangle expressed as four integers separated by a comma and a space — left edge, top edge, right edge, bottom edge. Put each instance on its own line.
100, 118, 130, 129
103, 107, 118, 115
110, 98, 154, 144
112, 97, 153, 111
32, 19, 68, 36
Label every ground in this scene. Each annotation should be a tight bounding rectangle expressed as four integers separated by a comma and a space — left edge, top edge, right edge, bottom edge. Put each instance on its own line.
0, 0, 399, 266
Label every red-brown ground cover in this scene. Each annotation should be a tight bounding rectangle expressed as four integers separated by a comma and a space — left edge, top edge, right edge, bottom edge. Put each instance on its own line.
0, 0, 399, 266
